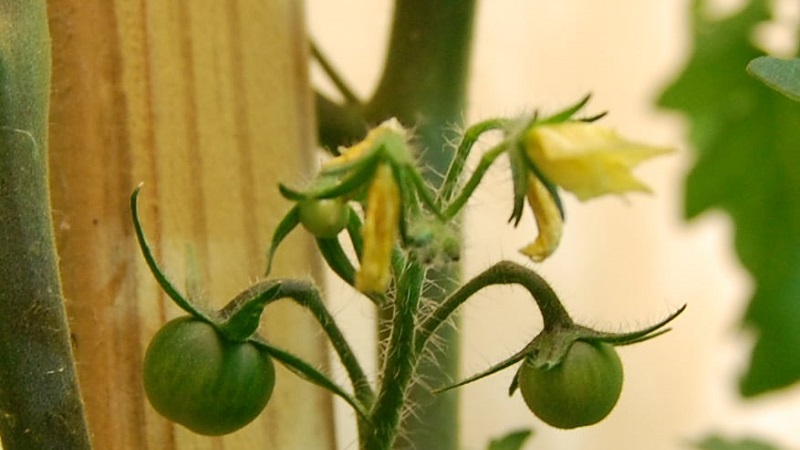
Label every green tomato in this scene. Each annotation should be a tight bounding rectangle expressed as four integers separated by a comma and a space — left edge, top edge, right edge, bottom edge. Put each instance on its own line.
143, 316, 275, 435
298, 198, 350, 238
517, 340, 623, 429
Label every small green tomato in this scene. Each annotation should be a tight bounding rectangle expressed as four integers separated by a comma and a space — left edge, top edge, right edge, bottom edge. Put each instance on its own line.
143, 316, 275, 435
517, 340, 623, 429
298, 198, 350, 238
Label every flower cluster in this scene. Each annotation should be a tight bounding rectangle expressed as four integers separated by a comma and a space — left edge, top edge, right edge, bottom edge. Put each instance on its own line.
267, 97, 672, 298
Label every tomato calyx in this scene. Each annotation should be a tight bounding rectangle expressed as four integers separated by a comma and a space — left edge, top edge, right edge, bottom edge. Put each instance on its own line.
434, 303, 685, 396
515, 302, 687, 382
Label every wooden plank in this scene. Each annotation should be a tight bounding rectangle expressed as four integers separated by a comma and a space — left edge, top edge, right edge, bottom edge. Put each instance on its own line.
47, 1, 334, 448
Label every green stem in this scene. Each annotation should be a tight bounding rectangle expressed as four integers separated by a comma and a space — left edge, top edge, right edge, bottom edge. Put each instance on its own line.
253, 279, 375, 405
365, 1, 476, 448
363, 261, 425, 450
417, 260, 572, 354
443, 142, 508, 219
314, 91, 368, 153
0, 2, 92, 448
366, 1, 475, 179
439, 118, 507, 203
311, 41, 362, 105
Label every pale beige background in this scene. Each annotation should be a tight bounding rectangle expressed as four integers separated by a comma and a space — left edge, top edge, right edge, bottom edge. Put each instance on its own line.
308, 1, 800, 449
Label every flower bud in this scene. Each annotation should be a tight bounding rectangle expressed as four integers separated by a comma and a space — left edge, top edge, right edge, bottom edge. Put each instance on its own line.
356, 164, 400, 294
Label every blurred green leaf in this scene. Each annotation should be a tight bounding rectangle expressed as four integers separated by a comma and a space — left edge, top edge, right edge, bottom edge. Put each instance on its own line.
693, 434, 783, 450
747, 56, 800, 102
486, 429, 533, 450
658, 0, 800, 396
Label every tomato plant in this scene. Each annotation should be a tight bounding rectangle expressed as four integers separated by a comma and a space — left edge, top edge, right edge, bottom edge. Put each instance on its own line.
298, 198, 350, 238
142, 316, 276, 435
517, 340, 623, 429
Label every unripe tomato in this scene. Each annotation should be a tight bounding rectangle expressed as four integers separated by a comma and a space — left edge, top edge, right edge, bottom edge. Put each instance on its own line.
517, 340, 623, 429
143, 316, 275, 435
298, 198, 350, 238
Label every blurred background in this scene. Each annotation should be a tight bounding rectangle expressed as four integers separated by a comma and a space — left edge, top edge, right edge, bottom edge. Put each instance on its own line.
307, 1, 800, 449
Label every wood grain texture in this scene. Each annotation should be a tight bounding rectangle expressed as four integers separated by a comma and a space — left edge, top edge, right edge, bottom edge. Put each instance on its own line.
47, 1, 334, 448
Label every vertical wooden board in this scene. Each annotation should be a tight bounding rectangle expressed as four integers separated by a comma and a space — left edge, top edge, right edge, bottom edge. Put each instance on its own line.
47, 0, 335, 448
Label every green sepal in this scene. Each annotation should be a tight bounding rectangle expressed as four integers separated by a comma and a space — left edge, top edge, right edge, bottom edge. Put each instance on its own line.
278, 183, 307, 202
249, 335, 371, 421
520, 142, 565, 220
577, 304, 687, 346
345, 207, 365, 259
433, 347, 528, 394
390, 163, 414, 246
507, 143, 529, 226
538, 93, 592, 125
316, 237, 357, 285
313, 158, 379, 199
320, 138, 384, 176
217, 280, 282, 342
279, 156, 379, 205
264, 205, 301, 276
486, 429, 534, 450
579, 111, 608, 123
131, 185, 213, 322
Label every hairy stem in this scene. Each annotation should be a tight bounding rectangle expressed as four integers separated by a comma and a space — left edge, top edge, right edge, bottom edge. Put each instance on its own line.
231, 279, 375, 405
417, 260, 572, 354
365, 1, 476, 447
439, 118, 506, 203
0, 2, 91, 448
363, 261, 425, 450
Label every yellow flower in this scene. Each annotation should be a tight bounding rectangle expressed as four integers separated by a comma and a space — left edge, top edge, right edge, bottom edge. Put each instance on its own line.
524, 122, 673, 201
356, 164, 400, 294
519, 175, 563, 262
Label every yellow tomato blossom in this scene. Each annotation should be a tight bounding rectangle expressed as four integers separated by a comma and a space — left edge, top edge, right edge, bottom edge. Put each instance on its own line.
524, 122, 673, 201
356, 164, 400, 294
520, 175, 563, 262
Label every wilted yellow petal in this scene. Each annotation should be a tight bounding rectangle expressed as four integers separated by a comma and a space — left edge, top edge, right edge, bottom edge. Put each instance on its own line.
519, 175, 563, 262
525, 122, 673, 201
356, 164, 400, 293
325, 118, 406, 169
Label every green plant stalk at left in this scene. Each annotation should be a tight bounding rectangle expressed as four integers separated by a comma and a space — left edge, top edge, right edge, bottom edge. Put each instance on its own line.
0, 2, 92, 449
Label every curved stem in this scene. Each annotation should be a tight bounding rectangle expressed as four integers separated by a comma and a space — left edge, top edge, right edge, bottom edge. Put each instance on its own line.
417, 260, 571, 354
315, 91, 368, 154
248, 279, 375, 405
442, 142, 508, 219
310, 40, 361, 106
439, 118, 506, 203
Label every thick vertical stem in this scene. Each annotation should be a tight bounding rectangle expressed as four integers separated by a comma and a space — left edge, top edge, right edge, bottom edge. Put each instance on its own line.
366, 1, 476, 448
363, 262, 424, 450
0, 2, 92, 448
